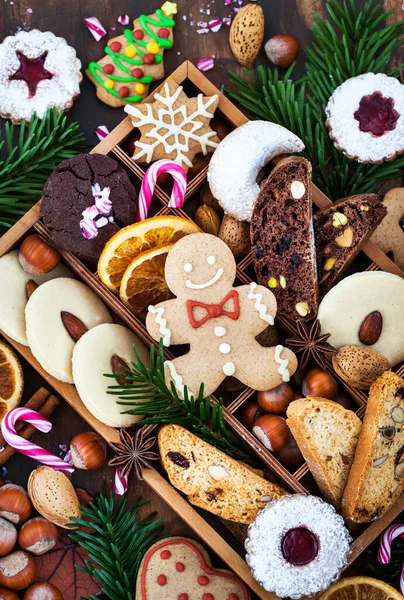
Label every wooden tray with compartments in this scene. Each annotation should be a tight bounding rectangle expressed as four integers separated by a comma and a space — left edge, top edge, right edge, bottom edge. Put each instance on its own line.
1, 60, 404, 600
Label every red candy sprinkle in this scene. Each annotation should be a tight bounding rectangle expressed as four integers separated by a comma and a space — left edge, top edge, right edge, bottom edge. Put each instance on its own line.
133, 30, 144, 40
178, 595, 189, 600
157, 574, 167, 586
143, 53, 155, 65
198, 576, 209, 586
281, 527, 319, 566
161, 550, 171, 559
202, 595, 214, 600
118, 86, 130, 98
131, 68, 143, 79
109, 41, 122, 53
176, 562, 185, 572
103, 64, 114, 74
354, 91, 399, 137
228, 595, 240, 600
158, 28, 170, 38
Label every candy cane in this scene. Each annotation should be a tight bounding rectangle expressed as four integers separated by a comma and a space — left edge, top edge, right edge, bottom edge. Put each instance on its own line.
114, 467, 128, 495
84, 17, 107, 41
378, 524, 404, 595
137, 159, 187, 221
1, 408, 74, 472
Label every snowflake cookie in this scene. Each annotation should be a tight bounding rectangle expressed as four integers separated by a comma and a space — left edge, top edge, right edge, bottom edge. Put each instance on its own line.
0, 30, 82, 123
326, 73, 404, 164
124, 79, 220, 171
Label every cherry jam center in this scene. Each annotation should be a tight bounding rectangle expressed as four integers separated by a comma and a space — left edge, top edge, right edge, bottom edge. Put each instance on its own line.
9, 51, 53, 97
354, 91, 399, 137
281, 527, 319, 566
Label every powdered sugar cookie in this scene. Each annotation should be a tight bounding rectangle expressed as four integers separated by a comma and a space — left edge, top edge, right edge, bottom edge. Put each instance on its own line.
0, 30, 82, 123
207, 121, 305, 222
325, 73, 404, 163
146, 233, 298, 398
370, 187, 404, 271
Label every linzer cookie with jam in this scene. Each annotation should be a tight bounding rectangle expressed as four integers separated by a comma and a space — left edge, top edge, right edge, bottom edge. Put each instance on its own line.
251, 156, 318, 321
314, 194, 387, 296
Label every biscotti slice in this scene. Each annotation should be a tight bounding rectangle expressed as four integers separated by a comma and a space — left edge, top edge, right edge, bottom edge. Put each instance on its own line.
342, 371, 404, 523
251, 156, 318, 321
158, 424, 286, 524
314, 194, 387, 296
286, 397, 361, 508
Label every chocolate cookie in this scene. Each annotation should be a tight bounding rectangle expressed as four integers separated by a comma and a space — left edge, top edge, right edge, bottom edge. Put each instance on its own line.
41, 153, 138, 262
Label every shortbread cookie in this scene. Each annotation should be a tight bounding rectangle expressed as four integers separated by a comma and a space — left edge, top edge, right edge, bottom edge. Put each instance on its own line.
251, 156, 318, 321
26, 278, 112, 383
146, 233, 297, 398
208, 121, 304, 222
86, 5, 175, 107
41, 154, 138, 263
0, 250, 71, 345
0, 30, 82, 123
72, 323, 149, 427
136, 537, 250, 600
125, 79, 220, 171
314, 194, 386, 296
159, 424, 286, 524
318, 271, 404, 366
326, 73, 404, 163
371, 188, 404, 271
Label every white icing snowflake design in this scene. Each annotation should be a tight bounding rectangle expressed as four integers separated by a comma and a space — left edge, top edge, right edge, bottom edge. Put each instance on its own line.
124, 82, 219, 168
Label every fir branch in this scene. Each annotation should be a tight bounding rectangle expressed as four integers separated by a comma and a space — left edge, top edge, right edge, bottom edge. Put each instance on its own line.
106, 340, 255, 463
0, 108, 86, 233
69, 493, 164, 600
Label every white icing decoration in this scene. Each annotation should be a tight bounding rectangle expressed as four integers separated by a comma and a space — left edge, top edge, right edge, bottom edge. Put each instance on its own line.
248, 282, 274, 325
186, 268, 224, 289
219, 343, 231, 354
274, 344, 290, 382
207, 255, 216, 265
214, 326, 226, 337
223, 361, 235, 376
148, 305, 171, 347
164, 360, 194, 399
184, 263, 193, 273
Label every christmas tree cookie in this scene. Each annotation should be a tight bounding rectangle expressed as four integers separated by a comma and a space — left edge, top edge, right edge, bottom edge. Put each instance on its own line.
86, 3, 176, 107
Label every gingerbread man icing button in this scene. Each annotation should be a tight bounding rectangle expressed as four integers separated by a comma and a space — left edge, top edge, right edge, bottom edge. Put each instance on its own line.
146, 233, 298, 398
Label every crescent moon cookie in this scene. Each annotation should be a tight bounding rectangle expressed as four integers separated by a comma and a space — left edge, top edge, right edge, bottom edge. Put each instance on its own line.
370, 188, 404, 271
25, 278, 112, 383
325, 73, 404, 163
207, 120, 305, 222
0, 29, 82, 123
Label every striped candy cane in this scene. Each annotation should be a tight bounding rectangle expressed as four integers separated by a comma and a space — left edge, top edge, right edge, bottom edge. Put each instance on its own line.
84, 17, 107, 41
1, 408, 74, 472
114, 467, 128, 495
378, 524, 404, 595
137, 159, 187, 221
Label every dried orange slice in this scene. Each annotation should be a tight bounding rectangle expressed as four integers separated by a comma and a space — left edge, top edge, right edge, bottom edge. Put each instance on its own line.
120, 244, 174, 317
319, 577, 404, 600
0, 340, 23, 424
98, 216, 200, 294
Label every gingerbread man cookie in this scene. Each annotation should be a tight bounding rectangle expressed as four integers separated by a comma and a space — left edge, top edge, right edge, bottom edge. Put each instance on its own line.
370, 187, 404, 271
146, 233, 298, 398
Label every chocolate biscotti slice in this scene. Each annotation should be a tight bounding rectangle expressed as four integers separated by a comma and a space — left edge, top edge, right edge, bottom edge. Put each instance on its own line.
342, 371, 404, 523
158, 424, 286, 524
314, 194, 387, 297
251, 156, 318, 321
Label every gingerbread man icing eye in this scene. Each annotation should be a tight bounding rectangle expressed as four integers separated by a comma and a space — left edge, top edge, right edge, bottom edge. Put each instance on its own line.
207, 255, 216, 265
183, 263, 193, 273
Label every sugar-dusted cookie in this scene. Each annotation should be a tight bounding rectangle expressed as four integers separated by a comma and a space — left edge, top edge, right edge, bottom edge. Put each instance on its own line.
26, 278, 112, 383
371, 188, 404, 271
136, 537, 250, 600
72, 323, 149, 427
0, 250, 72, 346
125, 79, 220, 171
146, 233, 298, 398
318, 271, 404, 366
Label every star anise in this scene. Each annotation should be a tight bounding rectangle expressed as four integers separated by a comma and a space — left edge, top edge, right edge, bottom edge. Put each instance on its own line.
286, 319, 336, 371
108, 427, 159, 480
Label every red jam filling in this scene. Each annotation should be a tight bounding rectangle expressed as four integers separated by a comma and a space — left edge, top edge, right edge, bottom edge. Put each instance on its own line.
354, 91, 399, 137
9, 51, 53, 97
281, 527, 319, 566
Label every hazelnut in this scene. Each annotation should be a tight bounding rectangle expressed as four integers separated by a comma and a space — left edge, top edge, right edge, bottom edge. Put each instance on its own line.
238, 398, 264, 429
252, 414, 289, 452
274, 432, 304, 468
70, 432, 107, 470
19, 234, 60, 275
23, 582, 63, 600
0, 551, 36, 590
0, 484, 32, 525
0, 517, 17, 556
257, 383, 293, 414
211, 118, 232, 141
18, 517, 58, 555
265, 34, 300, 68
302, 368, 338, 399
0, 588, 19, 600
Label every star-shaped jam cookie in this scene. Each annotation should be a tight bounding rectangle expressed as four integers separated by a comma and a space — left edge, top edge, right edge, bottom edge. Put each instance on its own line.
124, 79, 220, 171
9, 51, 53, 97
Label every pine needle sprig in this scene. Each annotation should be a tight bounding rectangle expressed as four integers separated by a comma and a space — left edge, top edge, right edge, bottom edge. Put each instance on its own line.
0, 108, 86, 233
106, 340, 255, 463
69, 493, 164, 600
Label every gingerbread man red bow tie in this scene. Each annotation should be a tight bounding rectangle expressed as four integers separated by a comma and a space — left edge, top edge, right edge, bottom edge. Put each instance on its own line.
186, 290, 240, 328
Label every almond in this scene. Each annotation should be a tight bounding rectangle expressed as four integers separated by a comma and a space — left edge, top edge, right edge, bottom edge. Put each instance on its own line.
332, 344, 390, 389
194, 205, 221, 236
359, 310, 383, 345
229, 4, 264, 69
110, 354, 131, 386
60, 311, 88, 342
218, 214, 251, 257
25, 280, 38, 300
207, 465, 229, 480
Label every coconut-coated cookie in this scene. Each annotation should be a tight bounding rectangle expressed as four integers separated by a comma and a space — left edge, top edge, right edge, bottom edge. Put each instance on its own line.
370, 188, 404, 271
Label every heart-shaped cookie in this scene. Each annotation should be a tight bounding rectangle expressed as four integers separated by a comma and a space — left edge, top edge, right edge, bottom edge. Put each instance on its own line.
136, 537, 250, 600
